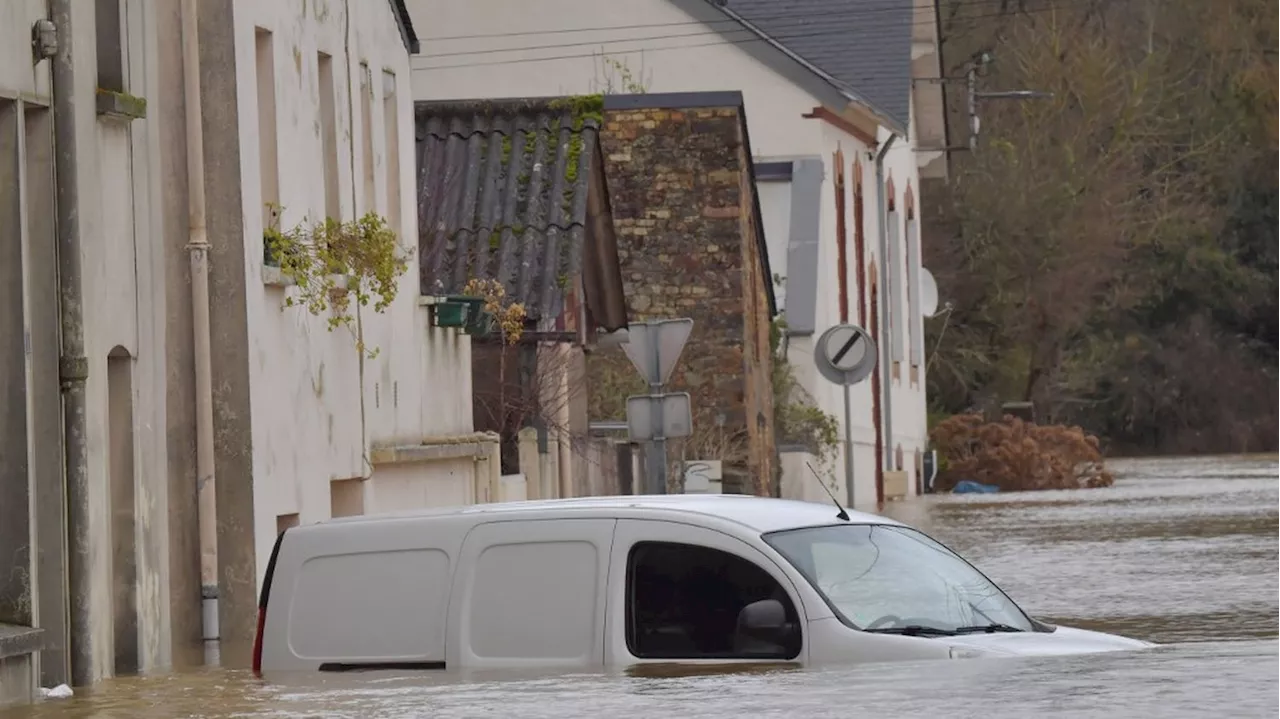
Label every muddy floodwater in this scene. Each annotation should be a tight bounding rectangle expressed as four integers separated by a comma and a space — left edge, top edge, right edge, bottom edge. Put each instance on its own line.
5, 455, 1277, 718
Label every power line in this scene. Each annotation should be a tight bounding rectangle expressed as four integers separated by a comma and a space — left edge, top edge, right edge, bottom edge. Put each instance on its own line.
421, 14, 943, 61
419, 0, 1048, 43
414, 2, 1102, 71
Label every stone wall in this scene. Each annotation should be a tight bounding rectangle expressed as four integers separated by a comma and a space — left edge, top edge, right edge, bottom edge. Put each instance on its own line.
592, 104, 775, 494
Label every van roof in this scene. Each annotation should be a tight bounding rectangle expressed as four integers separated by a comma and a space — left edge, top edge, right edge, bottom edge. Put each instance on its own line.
318, 494, 900, 534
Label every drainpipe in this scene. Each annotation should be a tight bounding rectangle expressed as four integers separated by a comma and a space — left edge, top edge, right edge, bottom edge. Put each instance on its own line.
181, 0, 219, 652
874, 134, 898, 472
50, 0, 93, 687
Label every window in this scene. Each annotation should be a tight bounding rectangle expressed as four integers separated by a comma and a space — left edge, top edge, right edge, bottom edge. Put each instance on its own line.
275, 513, 299, 536
359, 63, 375, 214
255, 29, 279, 230
905, 197, 924, 370
329, 477, 364, 517
886, 185, 904, 375
626, 541, 802, 660
765, 524, 1034, 635
833, 148, 848, 323
317, 52, 340, 220
382, 71, 401, 233
852, 160, 867, 326
96, 0, 124, 93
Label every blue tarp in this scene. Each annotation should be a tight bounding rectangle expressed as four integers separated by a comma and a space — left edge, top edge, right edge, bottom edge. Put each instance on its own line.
952, 480, 1001, 494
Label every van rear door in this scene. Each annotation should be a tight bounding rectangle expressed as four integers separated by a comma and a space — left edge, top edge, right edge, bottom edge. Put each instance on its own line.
447, 519, 616, 670
256, 519, 464, 672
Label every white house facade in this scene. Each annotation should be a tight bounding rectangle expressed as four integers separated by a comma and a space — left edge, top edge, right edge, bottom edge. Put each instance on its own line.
405, 0, 945, 509
2, 0, 496, 697
214, 0, 496, 663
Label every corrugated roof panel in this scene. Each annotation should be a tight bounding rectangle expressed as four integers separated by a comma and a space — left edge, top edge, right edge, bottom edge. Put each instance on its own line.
414, 100, 600, 324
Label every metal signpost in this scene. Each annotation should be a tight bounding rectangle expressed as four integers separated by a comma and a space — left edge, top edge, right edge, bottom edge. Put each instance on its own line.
621, 319, 694, 494
813, 323, 878, 505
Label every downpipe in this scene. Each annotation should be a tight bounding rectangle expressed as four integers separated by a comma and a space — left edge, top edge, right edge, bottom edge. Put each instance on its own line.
874, 134, 898, 472
180, 0, 219, 658
50, 0, 93, 687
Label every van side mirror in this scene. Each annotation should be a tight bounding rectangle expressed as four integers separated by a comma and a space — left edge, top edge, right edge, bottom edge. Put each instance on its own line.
737, 598, 789, 640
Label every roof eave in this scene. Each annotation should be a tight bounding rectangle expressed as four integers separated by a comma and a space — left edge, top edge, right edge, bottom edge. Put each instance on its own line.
715, 4, 907, 137
387, 0, 419, 54
837, 90, 908, 138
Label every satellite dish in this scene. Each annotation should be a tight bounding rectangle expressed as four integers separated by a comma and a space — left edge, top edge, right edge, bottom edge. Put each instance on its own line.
920, 269, 940, 318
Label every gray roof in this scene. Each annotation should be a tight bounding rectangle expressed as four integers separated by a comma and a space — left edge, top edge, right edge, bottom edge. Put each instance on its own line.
706, 0, 912, 133
387, 0, 419, 54
414, 98, 627, 332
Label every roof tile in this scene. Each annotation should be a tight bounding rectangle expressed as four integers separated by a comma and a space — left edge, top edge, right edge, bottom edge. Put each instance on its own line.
712, 0, 913, 131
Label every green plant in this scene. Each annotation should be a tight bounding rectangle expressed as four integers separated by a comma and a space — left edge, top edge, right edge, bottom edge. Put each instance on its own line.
265, 205, 410, 356
461, 278, 527, 345
591, 52, 652, 94
770, 317, 841, 463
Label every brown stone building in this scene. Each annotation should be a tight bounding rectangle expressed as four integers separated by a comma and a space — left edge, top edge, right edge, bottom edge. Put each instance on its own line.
591, 92, 778, 496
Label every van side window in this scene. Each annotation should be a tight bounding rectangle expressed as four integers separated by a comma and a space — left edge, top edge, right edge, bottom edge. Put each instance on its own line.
625, 541, 802, 660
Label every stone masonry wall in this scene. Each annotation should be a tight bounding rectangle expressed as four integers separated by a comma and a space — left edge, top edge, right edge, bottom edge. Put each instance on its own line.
592, 105, 776, 494
738, 143, 778, 496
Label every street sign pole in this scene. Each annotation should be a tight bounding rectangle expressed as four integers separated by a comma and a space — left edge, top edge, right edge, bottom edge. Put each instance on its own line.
647, 334, 667, 494
620, 319, 695, 495
842, 379, 854, 505
813, 323, 879, 506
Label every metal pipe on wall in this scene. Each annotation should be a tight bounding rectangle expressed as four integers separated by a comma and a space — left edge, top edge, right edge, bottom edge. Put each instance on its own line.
874, 134, 898, 472
180, 0, 219, 655
49, 0, 93, 687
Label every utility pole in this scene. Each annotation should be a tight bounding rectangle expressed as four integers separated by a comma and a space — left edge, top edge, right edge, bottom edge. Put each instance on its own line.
914, 52, 1052, 153
965, 52, 1053, 151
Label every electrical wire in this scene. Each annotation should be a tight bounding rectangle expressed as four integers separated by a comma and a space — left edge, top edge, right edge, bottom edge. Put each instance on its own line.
420, 0, 1088, 43
415, 0, 1119, 71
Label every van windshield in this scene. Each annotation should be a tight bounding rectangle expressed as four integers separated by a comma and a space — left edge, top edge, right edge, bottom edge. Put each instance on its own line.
763, 524, 1034, 635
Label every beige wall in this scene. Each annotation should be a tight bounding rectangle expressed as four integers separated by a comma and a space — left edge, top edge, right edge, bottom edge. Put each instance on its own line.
226, 0, 481, 607
0, 0, 179, 683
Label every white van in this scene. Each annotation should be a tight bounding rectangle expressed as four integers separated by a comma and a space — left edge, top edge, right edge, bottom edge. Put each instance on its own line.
251, 495, 1151, 674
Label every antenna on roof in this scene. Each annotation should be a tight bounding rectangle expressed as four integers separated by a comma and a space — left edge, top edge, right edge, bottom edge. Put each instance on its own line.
807, 462, 850, 522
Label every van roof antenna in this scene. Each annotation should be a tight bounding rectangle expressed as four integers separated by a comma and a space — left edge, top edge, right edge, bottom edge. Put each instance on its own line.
806, 462, 850, 521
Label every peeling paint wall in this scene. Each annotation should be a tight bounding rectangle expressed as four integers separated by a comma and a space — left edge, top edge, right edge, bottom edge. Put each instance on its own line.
80, 0, 174, 683
3, 0, 179, 686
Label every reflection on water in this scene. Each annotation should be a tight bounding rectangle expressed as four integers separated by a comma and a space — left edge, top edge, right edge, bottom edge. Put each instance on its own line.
4, 456, 1277, 719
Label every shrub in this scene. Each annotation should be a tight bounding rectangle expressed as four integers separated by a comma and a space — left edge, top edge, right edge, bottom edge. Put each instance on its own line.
929, 413, 1114, 491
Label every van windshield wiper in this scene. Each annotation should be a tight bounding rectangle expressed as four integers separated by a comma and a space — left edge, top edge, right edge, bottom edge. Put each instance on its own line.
863, 625, 957, 637
952, 623, 1024, 634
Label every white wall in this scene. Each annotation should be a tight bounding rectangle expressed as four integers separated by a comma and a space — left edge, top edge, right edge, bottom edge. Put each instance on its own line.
798, 122, 930, 507
407, 0, 824, 157
232, 0, 477, 583
879, 122, 930, 487
406, 0, 930, 508
81, 0, 174, 679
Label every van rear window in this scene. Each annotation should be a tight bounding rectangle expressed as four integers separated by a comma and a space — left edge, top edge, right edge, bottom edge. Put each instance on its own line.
287, 549, 450, 662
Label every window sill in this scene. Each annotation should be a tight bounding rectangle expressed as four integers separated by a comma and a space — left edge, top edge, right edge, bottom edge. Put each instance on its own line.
95, 88, 147, 122
262, 266, 294, 287
262, 268, 349, 291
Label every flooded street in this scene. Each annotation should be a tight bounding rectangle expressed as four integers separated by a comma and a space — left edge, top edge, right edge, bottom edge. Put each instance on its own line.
6, 456, 1277, 718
